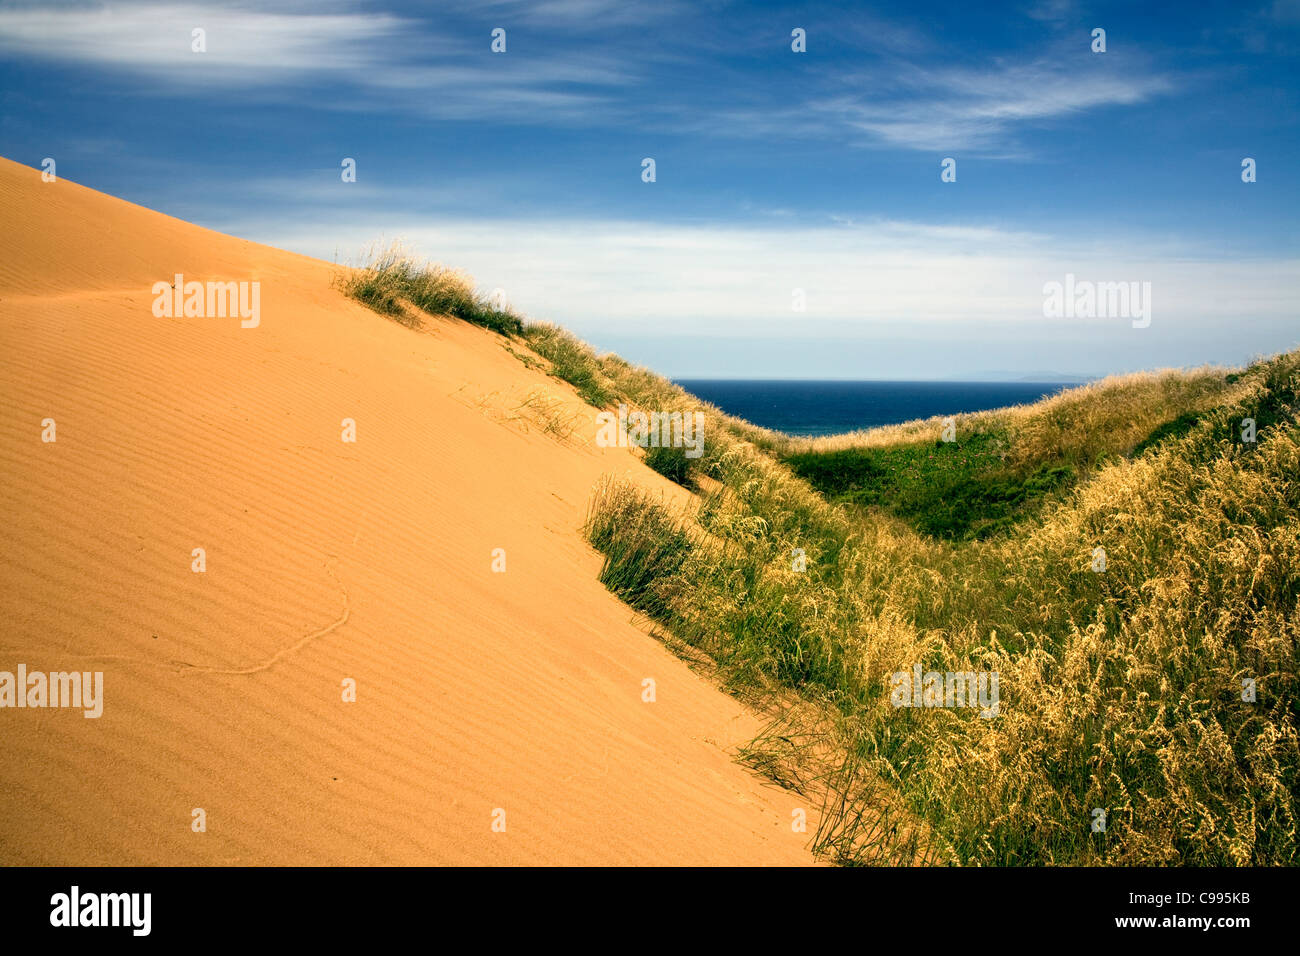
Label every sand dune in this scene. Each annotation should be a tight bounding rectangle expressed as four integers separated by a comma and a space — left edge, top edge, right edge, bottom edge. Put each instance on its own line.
0, 156, 814, 865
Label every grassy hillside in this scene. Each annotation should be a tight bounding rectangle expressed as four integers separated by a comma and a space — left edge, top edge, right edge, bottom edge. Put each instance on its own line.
780, 369, 1242, 539
338, 249, 1300, 866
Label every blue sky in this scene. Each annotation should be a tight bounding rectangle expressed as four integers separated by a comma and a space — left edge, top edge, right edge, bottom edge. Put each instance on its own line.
2, 0, 1297, 379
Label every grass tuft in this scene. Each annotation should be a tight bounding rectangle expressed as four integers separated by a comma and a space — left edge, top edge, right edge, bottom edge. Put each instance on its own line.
334, 241, 524, 335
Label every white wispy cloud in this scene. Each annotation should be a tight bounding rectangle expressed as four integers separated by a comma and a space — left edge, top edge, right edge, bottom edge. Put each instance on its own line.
796, 56, 1175, 154
472, 0, 685, 28
0, 2, 400, 74
0, 0, 636, 120
0, 1, 1176, 147
211, 212, 1298, 379
242, 214, 1300, 337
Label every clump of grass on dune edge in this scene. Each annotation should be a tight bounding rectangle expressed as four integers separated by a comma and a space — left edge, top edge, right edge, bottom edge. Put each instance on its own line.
334, 247, 619, 408
334, 241, 524, 336
336, 249, 765, 484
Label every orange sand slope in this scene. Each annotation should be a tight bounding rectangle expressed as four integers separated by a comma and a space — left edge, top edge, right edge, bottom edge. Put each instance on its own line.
0, 156, 814, 865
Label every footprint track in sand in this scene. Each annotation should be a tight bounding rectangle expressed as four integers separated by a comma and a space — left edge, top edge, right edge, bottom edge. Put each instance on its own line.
0, 555, 350, 678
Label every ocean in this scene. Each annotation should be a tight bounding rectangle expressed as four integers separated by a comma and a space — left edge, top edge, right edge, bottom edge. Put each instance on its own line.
674, 380, 1074, 437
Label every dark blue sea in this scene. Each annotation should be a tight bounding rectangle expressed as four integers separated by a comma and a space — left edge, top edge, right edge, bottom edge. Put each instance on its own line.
674, 380, 1074, 437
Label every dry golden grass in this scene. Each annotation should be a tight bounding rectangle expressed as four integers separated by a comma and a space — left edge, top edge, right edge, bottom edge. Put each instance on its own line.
334, 241, 524, 335
583, 349, 1300, 865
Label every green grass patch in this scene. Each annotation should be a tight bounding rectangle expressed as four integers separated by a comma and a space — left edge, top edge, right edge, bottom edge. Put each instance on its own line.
784, 431, 1074, 540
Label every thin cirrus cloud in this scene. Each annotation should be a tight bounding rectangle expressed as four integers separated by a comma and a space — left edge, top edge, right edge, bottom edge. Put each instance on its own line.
636, 38, 1176, 154
471, 0, 686, 27
0, 1, 636, 120
0, 2, 400, 74
1025, 0, 1076, 22
803, 57, 1176, 154
0, 1, 1176, 149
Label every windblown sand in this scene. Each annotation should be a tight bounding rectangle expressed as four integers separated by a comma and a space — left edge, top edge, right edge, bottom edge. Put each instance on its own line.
0, 156, 814, 865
